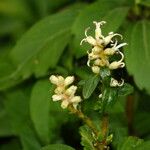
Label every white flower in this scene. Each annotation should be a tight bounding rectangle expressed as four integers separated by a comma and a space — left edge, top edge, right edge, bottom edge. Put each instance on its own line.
104, 41, 127, 55
81, 20, 127, 75
50, 75, 82, 109
92, 66, 100, 74
109, 51, 125, 70
110, 78, 124, 87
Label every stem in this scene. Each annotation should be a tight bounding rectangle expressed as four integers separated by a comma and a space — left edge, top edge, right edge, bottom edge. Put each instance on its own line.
68, 105, 109, 150
68, 105, 99, 136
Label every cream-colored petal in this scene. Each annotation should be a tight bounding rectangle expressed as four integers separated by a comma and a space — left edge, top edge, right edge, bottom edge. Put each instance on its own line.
70, 96, 82, 103
49, 75, 58, 85
61, 100, 69, 109
92, 66, 100, 74
64, 76, 74, 86
109, 61, 125, 70
57, 76, 65, 85
65, 85, 77, 96
54, 86, 64, 94
52, 94, 62, 101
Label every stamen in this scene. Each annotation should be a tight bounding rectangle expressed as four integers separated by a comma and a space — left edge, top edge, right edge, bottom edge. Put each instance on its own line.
80, 38, 87, 45
85, 27, 90, 37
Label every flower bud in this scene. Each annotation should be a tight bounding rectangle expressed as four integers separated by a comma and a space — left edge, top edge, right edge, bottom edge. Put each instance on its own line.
92, 66, 100, 74
109, 61, 125, 70
65, 85, 77, 96
64, 76, 74, 86
104, 48, 115, 55
61, 100, 69, 109
49, 75, 58, 85
52, 94, 62, 101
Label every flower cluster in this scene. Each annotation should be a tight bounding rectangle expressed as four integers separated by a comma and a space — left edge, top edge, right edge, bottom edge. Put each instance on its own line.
80, 21, 127, 77
49, 75, 82, 109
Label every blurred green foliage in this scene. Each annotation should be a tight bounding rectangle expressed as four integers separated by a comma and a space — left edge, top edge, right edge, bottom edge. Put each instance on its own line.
0, 0, 150, 149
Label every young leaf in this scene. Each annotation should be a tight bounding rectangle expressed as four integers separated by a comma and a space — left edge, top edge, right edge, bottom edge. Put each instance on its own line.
100, 88, 118, 112
118, 136, 143, 150
136, 141, 150, 150
124, 20, 150, 94
72, 0, 129, 58
82, 75, 100, 99
118, 83, 134, 96
41, 144, 75, 150
80, 126, 95, 150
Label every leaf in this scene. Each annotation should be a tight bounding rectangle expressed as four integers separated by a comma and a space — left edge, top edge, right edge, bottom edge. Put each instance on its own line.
0, 110, 13, 137
0, 7, 80, 90
33, 0, 70, 17
82, 75, 100, 99
100, 88, 118, 112
0, 139, 21, 150
118, 83, 134, 96
41, 144, 75, 150
72, 0, 129, 58
0, 0, 31, 19
4, 89, 41, 150
80, 126, 95, 150
136, 141, 150, 150
139, 0, 150, 7
118, 136, 143, 150
134, 112, 150, 136
124, 20, 150, 94
30, 80, 68, 144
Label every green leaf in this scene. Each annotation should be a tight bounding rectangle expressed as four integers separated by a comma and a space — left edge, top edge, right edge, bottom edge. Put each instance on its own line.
30, 80, 68, 144
33, 0, 70, 17
124, 20, 150, 94
41, 144, 75, 150
82, 75, 100, 99
80, 126, 95, 150
10, 8, 76, 77
118, 83, 134, 96
139, 0, 150, 7
134, 112, 150, 136
0, 110, 13, 137
0, 7, 80, 90
136, 141, 150, 150
72, 0, 129, 57
100, 88, 118, 112
118, 136, 143, 150
0, 139, 21, 150
4, 89, 41, 150
0, 0, 31, 19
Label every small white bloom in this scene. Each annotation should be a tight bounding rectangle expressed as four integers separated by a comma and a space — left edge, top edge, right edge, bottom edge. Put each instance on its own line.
71, 96, 82, 109
57, 76, 65, 85
50, 75, 82, 109
110, 78, 124, 87
65, 85, 77, 96
49, 75, 58, 85
93, 21, 106, 40
99, 94, 102, 98
52, 94, 62, 101
64, 76, 74, 86
61, 100, 69, 109
71, 96, 82, 103
102, 32, 122, 46
80, 27, 97, 46
92, 66, 100, 74
109, 51, 125, 70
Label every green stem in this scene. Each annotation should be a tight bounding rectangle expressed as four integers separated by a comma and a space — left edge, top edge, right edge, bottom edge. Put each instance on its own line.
68, 105, 109, 150
68, 105, 99, 136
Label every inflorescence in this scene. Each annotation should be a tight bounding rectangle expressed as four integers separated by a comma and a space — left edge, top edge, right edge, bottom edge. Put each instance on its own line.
50, 20, 127, 109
